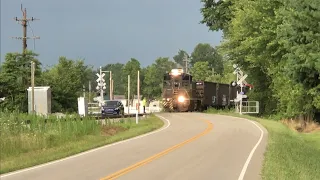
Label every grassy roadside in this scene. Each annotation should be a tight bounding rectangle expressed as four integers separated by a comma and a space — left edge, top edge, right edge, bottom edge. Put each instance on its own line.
206, 108, 320, 180
0, 113, 164, 174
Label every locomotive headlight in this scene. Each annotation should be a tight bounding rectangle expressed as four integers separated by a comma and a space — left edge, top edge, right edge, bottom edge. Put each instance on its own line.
178, 96, 185, 103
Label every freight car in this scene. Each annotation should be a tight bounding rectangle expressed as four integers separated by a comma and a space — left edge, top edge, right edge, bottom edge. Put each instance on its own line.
194, 81, 237, 111
161, 69, 239, 112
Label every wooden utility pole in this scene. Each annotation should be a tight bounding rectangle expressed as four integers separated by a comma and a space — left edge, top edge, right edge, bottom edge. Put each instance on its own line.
183, 53, 190, 74
12, 5, 40, 54
12, 4, 40, 114
109, 71, 113, 100
88, 81, 91, 103
31, 61, 35, 113
128, 75, 130, 114
112, 79, 114, 100
137, 70, 140, 113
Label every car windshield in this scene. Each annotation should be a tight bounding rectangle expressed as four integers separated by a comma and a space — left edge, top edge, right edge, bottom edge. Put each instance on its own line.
104, 101, 118, 107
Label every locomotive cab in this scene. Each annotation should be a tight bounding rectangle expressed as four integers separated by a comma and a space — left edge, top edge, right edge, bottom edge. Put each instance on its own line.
161, 69, 194, 112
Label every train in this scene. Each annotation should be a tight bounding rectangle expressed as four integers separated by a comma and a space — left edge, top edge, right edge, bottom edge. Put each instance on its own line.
161, 68, 249, 112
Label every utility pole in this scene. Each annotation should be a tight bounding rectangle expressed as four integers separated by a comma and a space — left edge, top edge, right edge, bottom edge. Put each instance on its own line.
109, 71, 113, 100
12, 4, 39, 114
137, 70, 140, 114
31, 61, 35, 114
89, 81, 91, 103
128, 75, 130, 114
12, 5, 40, 55
112, 79, 114, 100
183, 53, 190, 74
83, 85, 85, 98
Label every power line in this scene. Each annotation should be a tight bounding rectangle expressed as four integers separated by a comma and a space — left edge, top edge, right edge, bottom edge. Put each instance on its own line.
11, 4, 40, 55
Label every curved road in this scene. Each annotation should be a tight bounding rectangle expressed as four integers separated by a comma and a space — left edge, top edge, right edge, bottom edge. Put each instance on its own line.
1, 113, 268, 180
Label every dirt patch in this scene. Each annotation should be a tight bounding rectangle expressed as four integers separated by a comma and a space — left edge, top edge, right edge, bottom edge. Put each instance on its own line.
281, 119, 320, 133
100, 125, 128, 136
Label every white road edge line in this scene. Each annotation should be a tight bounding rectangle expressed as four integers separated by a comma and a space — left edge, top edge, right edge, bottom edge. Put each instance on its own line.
237, 118, 264, 180
207, 114, 265, 180
0, 114, 171, 178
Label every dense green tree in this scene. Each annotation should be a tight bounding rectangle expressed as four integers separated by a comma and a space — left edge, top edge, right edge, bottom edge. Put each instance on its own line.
142, 65, 160, 100
41, 57, 92, 112
101, 63, 125, 96
173, 49, 189, 68
276, 0, 320, 115
154, 57, 176, 75
190, 43, 224, 74
190, 61, 212, 81
142, 57, 175, 100
200, 0, 233, 34
200, 0, 320, 120
0, 51, 41, 112
122, 58, 141, 101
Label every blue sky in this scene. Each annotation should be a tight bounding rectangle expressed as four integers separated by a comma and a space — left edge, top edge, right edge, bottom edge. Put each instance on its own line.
1, 0, 222, 69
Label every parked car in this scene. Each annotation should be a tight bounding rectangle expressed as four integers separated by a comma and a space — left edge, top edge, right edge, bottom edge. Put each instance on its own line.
101, 100, 124, 116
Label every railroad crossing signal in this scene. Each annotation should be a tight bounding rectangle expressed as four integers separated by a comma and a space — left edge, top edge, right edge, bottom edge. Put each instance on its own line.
96, 73, 106, 90
96, 68, 108, 106
96, 73, 105, 82
237, 74, 248, 86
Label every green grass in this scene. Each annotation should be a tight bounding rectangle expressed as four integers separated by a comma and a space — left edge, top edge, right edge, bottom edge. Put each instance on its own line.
206, 108, 320, 180
0, 112, 164, 174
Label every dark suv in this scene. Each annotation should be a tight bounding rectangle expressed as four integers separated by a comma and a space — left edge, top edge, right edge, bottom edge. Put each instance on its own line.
101, 100, 124, 116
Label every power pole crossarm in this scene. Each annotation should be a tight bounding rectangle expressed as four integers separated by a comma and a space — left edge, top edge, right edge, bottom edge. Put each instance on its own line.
12, 7, 40, 54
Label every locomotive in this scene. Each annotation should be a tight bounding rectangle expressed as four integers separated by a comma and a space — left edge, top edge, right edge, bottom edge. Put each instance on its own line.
162, 69, 196, 112
161, 68, 241, 112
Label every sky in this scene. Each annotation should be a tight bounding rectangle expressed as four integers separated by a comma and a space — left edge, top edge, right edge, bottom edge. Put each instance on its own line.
1, 0, 222, 69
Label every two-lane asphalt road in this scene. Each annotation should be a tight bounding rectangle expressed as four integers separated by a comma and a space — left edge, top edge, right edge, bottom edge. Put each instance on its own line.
1, 113, 268, 180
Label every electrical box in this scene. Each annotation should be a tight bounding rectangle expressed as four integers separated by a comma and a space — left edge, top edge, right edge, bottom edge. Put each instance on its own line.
27, 86, 52, 116
78, 97, 88, 117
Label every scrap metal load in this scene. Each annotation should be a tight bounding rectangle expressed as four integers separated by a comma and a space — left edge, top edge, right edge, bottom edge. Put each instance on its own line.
161, 68, 249, 112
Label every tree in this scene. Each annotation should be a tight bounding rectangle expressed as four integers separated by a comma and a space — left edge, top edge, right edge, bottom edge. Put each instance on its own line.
276, 0, 320, 115
200, 0, 320, 120
190, 43, 224, 74
154, 57, 176, 74
101, 63, 125, 95
41, 57, 92, 112
122, 58, 141, 101
142, 57, 176, 100
0, 51, 41, 112
200, 0, 234, 34
142, 65, 161, 100
173, 49, 189, 68
190, 61, 212, 81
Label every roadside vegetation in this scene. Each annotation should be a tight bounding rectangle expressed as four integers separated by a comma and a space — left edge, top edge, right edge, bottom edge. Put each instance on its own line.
0, 112, 164, 174
206, 108, 320, 180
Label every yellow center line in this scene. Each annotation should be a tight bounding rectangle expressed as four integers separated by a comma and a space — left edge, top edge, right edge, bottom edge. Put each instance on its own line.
101, 119, 213, 180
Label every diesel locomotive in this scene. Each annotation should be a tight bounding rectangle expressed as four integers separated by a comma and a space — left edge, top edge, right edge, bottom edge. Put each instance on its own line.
162, 69, 196, 112
161, 68, 241, 112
